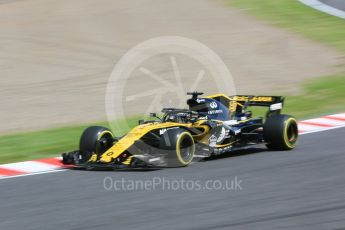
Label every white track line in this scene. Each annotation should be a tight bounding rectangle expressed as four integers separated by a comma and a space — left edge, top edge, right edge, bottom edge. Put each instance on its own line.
1, 113, 345, 180
299, 0, 345, 19
299, 123, 345, 135
0, 169, 68, 180
0, 161, 61, 173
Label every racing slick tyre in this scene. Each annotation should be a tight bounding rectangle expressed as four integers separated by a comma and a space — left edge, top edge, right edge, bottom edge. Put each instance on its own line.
264, 115, 298, 150
79, 126, 115, 159
159, 128, 195, 167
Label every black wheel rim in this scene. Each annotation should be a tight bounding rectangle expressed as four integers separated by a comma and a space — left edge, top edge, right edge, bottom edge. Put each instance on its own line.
287, 121, 298, 144
96, 133, 113, 154
179, 136, 194, 161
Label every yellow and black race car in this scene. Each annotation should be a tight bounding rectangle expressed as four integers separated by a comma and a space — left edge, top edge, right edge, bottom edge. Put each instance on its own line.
62, 92, 298, 169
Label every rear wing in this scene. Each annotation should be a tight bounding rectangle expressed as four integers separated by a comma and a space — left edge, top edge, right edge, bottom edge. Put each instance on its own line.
206, 94, 284, 115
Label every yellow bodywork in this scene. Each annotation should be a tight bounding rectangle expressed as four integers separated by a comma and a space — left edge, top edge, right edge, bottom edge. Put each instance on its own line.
96, 120, 210, 163
207, 94, 274, 113
94, 94, 275, 163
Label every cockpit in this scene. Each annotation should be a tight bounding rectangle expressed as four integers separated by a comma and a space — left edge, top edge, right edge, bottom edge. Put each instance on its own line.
187, 94, 230, 121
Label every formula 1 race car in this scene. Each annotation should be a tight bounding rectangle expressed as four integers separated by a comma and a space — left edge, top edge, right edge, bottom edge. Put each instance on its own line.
62, 92, 298, 169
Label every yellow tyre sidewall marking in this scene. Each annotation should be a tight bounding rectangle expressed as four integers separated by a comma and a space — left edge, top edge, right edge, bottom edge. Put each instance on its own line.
176, 132, 195, 165
284, 118, 297, 149
96, 130, 114, 154
97, 130, 114, 141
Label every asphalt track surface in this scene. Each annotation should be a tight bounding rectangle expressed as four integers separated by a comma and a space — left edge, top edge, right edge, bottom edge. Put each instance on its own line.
1, 128, 345, 230
320, 0, 345, 11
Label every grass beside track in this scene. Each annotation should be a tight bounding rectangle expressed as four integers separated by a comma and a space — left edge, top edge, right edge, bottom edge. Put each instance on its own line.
1, 0, 345, 164
227, 0, 345, 116
0, 75, 344, 164
0, 118, 139, 164
229, 0, 345, 53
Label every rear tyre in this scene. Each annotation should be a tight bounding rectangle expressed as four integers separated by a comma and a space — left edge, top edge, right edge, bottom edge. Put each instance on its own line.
264, 115, 298, 150
79, 126, 114, 159
159, 128, 195, 167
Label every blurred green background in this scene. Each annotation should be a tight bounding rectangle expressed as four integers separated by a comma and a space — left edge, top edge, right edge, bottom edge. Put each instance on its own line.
0, 0, 344, 163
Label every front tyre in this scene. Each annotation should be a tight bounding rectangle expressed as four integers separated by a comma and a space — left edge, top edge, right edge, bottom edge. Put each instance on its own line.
160, 128, 195, 167
79, 126, 114, 158
264, 115, 298, 150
